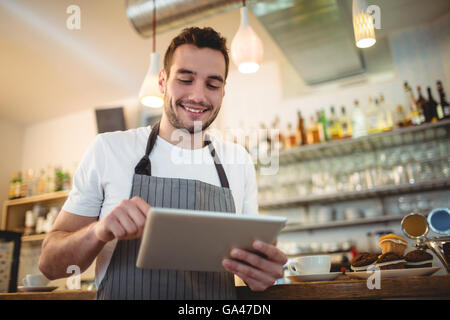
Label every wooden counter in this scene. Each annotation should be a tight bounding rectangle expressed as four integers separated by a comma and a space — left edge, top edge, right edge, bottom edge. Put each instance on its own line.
1, 275, 448, 299
236, 274, 450, 300
0, 289, 97, 300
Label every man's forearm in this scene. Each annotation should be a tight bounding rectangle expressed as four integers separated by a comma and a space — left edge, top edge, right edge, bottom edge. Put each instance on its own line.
39, 221, 106, 280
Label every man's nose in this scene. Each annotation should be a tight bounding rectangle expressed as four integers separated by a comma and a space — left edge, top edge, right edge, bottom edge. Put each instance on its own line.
187, 82, 207, 104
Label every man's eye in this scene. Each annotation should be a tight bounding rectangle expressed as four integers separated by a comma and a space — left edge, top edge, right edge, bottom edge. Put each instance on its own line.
178, 79, 192, 84
207, 84, 219, 89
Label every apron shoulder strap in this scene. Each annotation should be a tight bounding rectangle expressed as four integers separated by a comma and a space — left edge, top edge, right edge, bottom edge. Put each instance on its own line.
204, 135, 230, 189
134, 122, 159, 175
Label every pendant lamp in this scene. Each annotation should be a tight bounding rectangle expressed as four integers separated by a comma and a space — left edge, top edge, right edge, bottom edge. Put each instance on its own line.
231, 1, 264, 74
139, 0, 164, 108
352, 0, 376, 49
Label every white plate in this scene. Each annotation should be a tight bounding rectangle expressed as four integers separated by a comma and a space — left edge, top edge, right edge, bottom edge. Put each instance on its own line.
286, 272, 342, 282
17, 286, 58, 292
346, 267, 440, 280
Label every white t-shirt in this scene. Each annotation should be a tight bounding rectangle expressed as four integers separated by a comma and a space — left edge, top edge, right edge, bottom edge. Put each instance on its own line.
62, 126, 258, 288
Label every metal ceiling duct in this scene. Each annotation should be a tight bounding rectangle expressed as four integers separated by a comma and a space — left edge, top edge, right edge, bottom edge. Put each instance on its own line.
254, 0, 365, 85
126, 0, 262, 38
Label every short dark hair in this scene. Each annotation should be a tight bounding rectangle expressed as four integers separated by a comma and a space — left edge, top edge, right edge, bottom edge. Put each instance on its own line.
163, 27, 230, 80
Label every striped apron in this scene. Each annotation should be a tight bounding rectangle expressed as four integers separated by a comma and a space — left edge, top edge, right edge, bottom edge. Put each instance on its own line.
96, 122, 237, 300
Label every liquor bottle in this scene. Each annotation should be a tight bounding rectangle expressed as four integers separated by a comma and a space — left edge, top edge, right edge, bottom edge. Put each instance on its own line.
426, 87, 438, 123
404, 82, 421, 125
258, 123, 270, 160
46, 165, 56, 193
328, 106, 340, 140
352, 99, 368, 138
37, 168, 46, 194
20, 170, 29, 198
15, 172, 22, 199
8, 173, 19, 200
365, 97, 379, 134
394, 105, 411, 128
437, 80, 450, 119
285, 123, 297, 149
319, 109, 329, 142
374, 98, 387, 133
416, 86, 427, 123
340, 106, 352, 138
379, 94, 393, 131
316, 111, 325, 143
297, 111, 307, 146
271, 117, 284, 151
306, 115, 320, 144
55, 167, 64, 192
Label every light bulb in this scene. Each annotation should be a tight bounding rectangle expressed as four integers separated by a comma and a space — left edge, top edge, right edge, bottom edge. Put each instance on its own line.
231, 6, 264, 74
139, 52, 164, 108
352, 0, 376, 49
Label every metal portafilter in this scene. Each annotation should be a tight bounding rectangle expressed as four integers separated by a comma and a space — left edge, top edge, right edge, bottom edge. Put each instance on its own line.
401, 209, 450, 273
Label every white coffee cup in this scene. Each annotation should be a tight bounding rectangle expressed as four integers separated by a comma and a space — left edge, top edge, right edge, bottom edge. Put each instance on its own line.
287, 255, 331, 275
22, 274, 49, 287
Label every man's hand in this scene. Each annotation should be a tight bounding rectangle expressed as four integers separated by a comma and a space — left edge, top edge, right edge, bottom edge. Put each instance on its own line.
93, 196, 150, 243
222, 240, 287, 292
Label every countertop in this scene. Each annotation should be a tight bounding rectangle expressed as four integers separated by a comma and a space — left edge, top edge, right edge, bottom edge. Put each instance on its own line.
0, 289, 97, 300
236, 274, 450, 299
1, 274, 449, 300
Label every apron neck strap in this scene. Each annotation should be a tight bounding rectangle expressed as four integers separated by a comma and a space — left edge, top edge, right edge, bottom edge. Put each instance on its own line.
135, 122, 230, 189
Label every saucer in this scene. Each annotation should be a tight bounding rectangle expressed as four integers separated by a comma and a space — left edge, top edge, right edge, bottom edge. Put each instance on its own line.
286, 272, 341, 282
17, 286, 58, 292
346, 267, 440, 280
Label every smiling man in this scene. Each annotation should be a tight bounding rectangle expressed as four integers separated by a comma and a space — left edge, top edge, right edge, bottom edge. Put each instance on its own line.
39, 27, 287, 300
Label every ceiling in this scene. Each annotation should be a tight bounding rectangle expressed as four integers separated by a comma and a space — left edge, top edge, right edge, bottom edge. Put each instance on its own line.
1, 0, 449, 126
254, 0, 450, 85
0, 0, 299, 126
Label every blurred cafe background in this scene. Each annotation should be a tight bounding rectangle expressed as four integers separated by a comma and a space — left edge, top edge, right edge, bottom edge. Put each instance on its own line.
0, 0, 449, 292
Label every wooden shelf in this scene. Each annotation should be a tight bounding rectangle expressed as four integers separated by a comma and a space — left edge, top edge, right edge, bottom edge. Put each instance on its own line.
2, 191, 69, 233
259, 178, 450, 209
281, 215, 403, 233
21, 234, 47, 242
4, 190, 70, 207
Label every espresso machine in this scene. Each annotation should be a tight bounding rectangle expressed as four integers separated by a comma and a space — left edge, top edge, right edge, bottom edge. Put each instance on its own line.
401, 208, 450, 273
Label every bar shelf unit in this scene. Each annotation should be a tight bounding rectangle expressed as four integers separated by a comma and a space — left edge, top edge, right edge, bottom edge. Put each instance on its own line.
260, 177, 450, 210
257, 119, 450, 232
1, 190, 70, 241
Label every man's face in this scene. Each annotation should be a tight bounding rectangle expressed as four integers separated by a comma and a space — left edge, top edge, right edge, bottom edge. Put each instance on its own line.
159, 44, 226, 133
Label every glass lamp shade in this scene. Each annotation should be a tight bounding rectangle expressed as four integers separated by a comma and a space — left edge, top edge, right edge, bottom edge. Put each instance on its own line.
352, 0, 376, 49
231, 7, 264, 74
139, 52, 164, 108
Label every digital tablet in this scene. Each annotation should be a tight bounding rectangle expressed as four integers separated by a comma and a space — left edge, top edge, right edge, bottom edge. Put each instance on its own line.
136, 207, 287, 272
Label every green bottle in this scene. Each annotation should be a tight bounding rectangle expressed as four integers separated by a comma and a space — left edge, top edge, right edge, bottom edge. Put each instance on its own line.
320, 109, 329, 142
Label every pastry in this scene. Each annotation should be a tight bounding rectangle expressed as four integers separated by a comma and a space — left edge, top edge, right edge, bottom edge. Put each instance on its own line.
350, 252, 378, 272
375, 252, 406, 270
404, 249, 433, 269
378, 234, 408, 255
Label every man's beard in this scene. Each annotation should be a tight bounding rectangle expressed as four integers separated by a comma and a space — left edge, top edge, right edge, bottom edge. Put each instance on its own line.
164, 94, 220, 134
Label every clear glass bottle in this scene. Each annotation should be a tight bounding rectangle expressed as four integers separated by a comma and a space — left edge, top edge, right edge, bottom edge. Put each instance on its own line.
416, 86, 427, 124
379, 94, 393, 131
364, 97, 379, 134
271, 116, 284, 151
352, 99, 368, 138
404, 82, 421, 125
